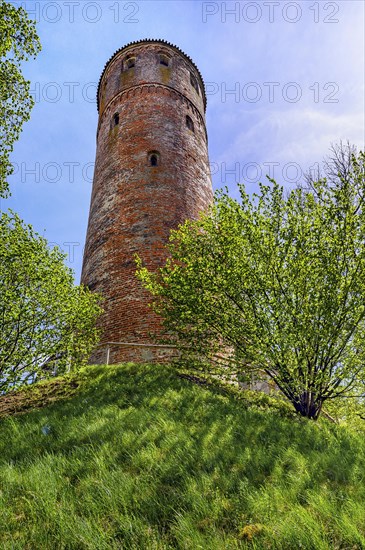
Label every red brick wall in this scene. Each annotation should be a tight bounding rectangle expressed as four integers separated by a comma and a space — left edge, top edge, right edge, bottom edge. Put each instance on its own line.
81, 40, 213, 364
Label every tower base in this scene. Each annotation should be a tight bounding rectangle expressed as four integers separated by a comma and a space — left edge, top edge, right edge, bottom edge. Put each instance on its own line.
89, 342, 179, 365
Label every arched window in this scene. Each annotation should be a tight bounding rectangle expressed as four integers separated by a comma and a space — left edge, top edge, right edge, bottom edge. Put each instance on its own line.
159, 54, 170, 67
186, 115, 194, 133
113, 113, 119, 126
190, 73, 200, 95
148, 151, 160, 166
124, 57, 135, 70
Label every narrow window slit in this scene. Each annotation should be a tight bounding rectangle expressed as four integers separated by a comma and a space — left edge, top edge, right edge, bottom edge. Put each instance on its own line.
186, 115, 194, 132
148, 151, 160, 166
190, 73, 200, 95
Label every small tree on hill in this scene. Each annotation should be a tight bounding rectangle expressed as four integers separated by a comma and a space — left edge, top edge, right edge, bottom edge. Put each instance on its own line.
0, 211, 102, 393
137, 150, 365, 420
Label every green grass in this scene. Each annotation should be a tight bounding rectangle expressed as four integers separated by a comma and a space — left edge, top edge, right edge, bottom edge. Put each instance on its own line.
0, 363, 365, 549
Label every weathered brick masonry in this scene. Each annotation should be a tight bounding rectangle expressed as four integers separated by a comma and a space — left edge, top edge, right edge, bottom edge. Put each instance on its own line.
81, 39, 213, 363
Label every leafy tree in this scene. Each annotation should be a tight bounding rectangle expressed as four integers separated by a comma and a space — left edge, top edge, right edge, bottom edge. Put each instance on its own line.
0, 0, 41, 197
0, 211, 102, 393
138, 150, 365, 420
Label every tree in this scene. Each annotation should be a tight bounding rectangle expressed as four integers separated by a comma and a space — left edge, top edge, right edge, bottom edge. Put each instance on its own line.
302, 140, 358, 192
0, 0, 41, 197
0, 211, 102, 393
137, 150, 365, 420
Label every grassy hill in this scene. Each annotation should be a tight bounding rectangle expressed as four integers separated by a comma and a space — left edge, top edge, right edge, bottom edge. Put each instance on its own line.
0, 363, 364, 549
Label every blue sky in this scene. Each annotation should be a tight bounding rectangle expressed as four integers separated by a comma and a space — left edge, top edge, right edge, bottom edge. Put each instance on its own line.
3, 0, 365, 282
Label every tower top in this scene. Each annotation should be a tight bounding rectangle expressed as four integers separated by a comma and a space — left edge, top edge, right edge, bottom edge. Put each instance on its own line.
96, 38, 207, 112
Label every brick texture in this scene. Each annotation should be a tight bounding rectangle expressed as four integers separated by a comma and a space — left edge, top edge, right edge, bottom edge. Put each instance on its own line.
81, 40, 213, 364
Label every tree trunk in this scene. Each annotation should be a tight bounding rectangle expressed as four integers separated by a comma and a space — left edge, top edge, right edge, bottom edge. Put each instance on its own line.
292, 391, 323, 420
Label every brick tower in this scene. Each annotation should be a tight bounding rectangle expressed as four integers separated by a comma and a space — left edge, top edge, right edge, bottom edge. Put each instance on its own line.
81, 39, 213, 364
